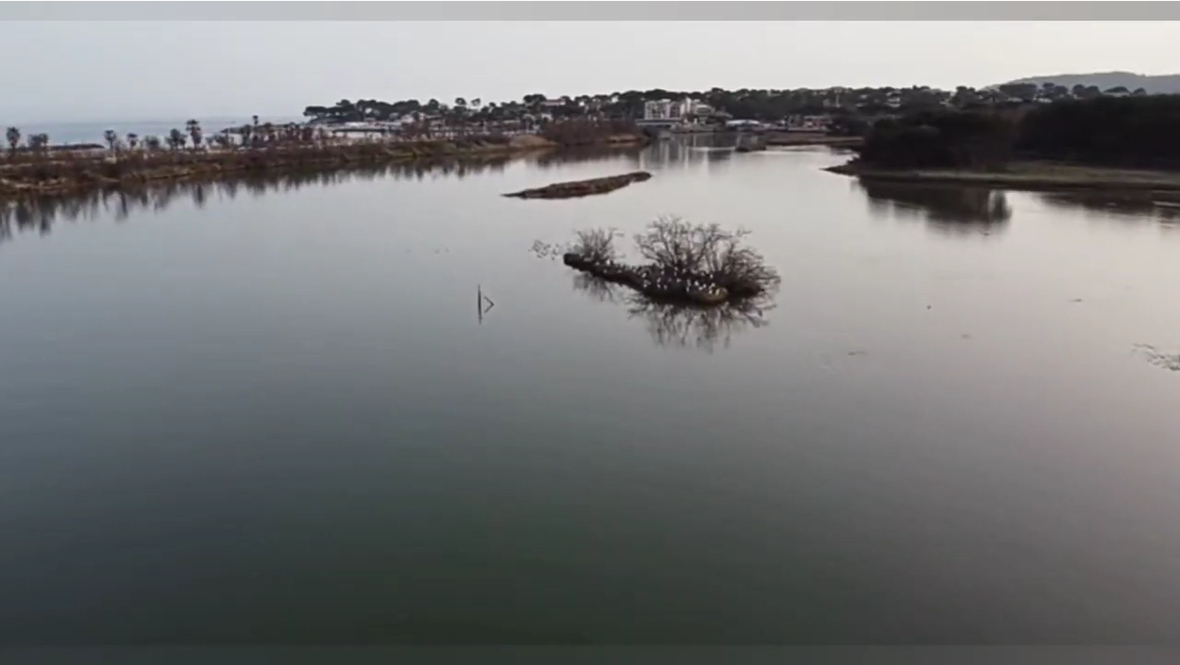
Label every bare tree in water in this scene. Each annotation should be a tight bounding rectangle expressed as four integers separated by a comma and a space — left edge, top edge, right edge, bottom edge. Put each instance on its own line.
633, 216, 779, 296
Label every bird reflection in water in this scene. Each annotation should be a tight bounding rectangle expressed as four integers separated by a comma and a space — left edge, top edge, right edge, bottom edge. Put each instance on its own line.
573, 273, 771, 352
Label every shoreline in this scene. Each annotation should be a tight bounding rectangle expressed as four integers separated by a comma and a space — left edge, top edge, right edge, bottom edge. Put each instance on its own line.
825, 161, 1180, 195
764, 132, 863, 147
0, 134, 647, 200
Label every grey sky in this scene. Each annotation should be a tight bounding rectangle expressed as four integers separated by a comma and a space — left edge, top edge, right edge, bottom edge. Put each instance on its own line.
2, 21, 1177, 122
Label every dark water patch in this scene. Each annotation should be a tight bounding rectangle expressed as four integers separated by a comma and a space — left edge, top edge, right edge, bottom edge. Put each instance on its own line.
854, 180, 1012, 235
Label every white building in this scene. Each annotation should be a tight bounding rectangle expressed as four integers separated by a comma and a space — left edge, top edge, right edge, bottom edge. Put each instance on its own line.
643, 99, 712, 125
786, 114, 832, 132
644, 99, 686, 121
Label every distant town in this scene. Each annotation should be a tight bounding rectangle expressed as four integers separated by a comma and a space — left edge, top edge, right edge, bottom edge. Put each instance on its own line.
299, 82, 1158, 138
0, 79, 1172, 158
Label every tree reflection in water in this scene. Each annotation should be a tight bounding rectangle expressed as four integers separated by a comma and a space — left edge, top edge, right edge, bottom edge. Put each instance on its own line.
573, 273, 771, 352
0, 145, 691, 246
0, 156, 523, 246
856, 180, 1012, 235
1038, 191, 1180, 224
531, 146, 643, 170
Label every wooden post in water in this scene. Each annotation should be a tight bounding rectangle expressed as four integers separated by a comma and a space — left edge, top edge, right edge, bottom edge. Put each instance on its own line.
477, 285, 482, 324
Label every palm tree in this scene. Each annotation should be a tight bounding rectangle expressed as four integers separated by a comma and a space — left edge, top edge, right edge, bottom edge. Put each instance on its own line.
126, 133, 139, 151
252, 115, 259, 129
185, 119, 203, 149
28, 134, 49, 152
168, 128, 186, 151
144, 135, 162, 151
103, 129, 119, 152
5, 127, 20, 154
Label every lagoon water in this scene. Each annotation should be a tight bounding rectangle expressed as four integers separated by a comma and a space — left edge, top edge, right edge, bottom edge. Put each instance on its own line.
2, 139, 1180, 643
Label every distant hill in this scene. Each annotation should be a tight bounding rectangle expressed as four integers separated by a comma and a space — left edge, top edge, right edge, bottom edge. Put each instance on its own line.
1006, 71, 1180, 94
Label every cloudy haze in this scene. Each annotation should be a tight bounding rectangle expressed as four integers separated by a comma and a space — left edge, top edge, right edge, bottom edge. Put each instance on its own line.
2, 21, 1177, 122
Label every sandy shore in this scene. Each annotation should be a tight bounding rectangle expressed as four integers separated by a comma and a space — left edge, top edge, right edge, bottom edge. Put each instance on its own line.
826, 161, 1180, 195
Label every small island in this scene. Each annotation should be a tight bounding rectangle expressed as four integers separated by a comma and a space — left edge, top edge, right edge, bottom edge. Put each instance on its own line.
504, 171, 651, 199
556, 217, 780, 307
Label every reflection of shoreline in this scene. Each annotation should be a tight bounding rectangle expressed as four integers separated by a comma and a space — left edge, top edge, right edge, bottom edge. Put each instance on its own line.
1038, 191, 1180, 222
0, 148, 644, 246
828, 161, 1180, 193
855, 180, 1011, 235
0, 159, 485, 244
573, 273, 772, 352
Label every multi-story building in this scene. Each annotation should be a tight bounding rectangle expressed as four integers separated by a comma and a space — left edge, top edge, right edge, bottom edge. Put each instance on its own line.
642, 99, 712, 126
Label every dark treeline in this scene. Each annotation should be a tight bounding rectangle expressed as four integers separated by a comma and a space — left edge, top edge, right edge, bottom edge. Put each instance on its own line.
302, 84, 1158, 129
1017, 95, 1180, 167
857, 110, 1017, 169
856, 95, 1180, 170
304, 88, 949, 125
305, 90, 836, 124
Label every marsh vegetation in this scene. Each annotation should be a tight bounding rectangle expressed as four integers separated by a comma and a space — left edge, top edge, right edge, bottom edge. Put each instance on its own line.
560, 216, 780, 306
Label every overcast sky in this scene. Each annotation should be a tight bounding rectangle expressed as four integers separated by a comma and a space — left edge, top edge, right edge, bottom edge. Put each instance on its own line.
2, 21, 1177, 123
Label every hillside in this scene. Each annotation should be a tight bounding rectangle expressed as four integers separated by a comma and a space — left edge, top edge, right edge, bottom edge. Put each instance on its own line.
1006, 71, 1180, 94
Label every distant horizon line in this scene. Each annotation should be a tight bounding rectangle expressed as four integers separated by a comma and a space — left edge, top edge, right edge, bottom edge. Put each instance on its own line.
8, 70, 1180, 127
4, 114, 304, 127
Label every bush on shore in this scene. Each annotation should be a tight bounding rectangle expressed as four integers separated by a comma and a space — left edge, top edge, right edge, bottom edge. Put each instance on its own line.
541, 119, 643, 147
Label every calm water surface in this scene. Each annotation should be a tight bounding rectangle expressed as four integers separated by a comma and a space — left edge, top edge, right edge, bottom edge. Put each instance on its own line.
2, 141, 1180, 644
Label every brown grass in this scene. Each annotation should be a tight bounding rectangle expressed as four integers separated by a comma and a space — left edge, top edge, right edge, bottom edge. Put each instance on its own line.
0, 137, 554, 199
